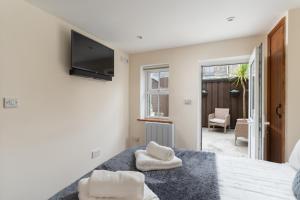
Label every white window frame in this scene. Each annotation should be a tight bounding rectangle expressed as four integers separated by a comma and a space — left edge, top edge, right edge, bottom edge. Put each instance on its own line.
144, 67, 169, 119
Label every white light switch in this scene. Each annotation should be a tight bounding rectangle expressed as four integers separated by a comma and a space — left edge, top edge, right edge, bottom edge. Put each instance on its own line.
3, 98, 18, 108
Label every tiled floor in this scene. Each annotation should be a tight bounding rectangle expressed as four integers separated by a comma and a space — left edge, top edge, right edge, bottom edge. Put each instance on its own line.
202, 127, 248, 158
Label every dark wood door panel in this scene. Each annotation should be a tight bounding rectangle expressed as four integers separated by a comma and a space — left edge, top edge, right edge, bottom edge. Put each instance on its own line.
267, 17, 286, 163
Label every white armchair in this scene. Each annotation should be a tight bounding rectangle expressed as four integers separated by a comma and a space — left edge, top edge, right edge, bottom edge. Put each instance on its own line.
234, 119, 248, 145
208, 108, 230, 133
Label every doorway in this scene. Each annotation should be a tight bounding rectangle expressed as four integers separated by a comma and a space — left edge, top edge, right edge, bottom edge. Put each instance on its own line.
198, 50, 265, 159
199, 57, 250, 158
267, 17, 286, 163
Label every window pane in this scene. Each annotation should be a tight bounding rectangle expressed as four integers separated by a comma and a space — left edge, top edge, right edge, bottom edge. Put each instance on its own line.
214, 65, 228, 77
148, 94, 159, 117
228, 64, 241, 77
159, 71, 169, 89
203, 64, 248, 80
145, 68, 169, 118
149, 72, 159, 89
202, 66, 214, 77
158, 94, 169, 117
203, 65, 229, 80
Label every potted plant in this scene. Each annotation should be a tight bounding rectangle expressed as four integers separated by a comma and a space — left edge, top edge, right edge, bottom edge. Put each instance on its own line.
233, 64, 249, 119
232, 64, 249, 145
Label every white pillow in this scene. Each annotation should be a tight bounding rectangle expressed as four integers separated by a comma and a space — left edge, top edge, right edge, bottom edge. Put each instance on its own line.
289, 140, 300, 170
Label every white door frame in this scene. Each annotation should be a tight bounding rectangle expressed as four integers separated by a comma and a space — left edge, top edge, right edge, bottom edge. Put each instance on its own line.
197, 55, 251, 151
248, 44, 265, 160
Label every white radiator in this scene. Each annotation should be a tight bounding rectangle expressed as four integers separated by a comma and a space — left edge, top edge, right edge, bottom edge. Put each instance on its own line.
145, 122, 175, 147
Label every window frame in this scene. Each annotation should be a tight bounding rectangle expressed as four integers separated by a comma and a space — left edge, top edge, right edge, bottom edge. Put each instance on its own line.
144, 67, 169, 119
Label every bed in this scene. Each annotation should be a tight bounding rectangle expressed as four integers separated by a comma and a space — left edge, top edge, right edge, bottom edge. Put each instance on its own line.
49, 146, 297, 200
217, 155, 296, 200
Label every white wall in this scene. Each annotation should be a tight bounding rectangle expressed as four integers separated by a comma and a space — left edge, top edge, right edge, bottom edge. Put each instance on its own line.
129, 36, 265, 150
0, 0, 129, 199
286, 8, 300, 160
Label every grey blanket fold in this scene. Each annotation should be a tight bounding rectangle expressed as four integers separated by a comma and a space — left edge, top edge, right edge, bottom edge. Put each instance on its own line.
49, 146, 220, 200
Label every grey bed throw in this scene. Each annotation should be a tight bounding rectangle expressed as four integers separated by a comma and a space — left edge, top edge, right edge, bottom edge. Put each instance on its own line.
49, 147, 220, 200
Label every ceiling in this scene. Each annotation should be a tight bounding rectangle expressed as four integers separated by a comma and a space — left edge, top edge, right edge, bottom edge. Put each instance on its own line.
28, 0, 300, 53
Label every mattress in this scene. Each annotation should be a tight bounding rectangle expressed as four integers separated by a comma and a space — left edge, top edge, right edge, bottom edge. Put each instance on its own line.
49, 147, 220, 200
50, 147, 297, 200
217, 155, 297, 200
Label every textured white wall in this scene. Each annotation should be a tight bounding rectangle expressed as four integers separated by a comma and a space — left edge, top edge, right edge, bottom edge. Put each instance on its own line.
286, 8, 300, 160
0, 0, 129, 199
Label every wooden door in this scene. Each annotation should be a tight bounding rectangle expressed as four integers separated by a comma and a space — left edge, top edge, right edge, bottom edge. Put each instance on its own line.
267, 18, 286, 163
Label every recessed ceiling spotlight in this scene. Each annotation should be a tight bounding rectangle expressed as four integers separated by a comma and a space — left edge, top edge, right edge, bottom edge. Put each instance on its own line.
226, 16, 236, 22
136, 35, 143, 39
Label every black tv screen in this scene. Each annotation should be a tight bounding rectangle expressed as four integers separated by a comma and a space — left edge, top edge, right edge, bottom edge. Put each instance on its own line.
71, 30, 114, 79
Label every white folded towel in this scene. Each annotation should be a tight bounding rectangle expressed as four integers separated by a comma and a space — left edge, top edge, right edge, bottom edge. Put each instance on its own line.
78, 178, 159, 200
135, 150, 182, 172
146, 141, 175, 161
88, 170, 144, 200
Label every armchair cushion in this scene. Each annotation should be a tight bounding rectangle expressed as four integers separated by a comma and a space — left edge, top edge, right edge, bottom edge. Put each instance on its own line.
209, 118, 225, 124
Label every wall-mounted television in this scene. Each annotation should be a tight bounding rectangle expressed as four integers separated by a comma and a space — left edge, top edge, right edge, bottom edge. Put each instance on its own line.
70, 30, 114, 81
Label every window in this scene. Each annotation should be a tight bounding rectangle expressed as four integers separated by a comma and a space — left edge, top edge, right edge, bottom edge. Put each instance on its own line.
144, 67, 169, 118
202, 64, 244, 80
